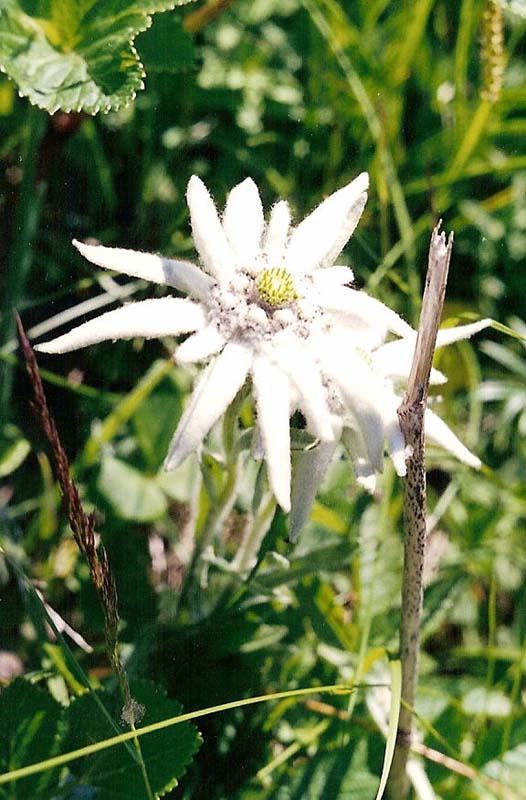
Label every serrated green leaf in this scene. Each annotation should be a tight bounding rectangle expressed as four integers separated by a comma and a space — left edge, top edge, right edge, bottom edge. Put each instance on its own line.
0, 0, 196, 114
98, 455, 167, 521
136, 10, 194, 73
61, 680, 202, 800
0, 678, 62, 800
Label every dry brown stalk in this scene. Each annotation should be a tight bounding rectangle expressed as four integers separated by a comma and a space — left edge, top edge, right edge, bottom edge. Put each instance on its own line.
16, 314, 136, 721
387, 224, 453, 798
183, 0, 236, 33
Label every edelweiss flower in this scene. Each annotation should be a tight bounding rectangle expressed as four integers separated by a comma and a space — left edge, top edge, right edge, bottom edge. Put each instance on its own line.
289, 317, 491, 538
36, 174, 489, 520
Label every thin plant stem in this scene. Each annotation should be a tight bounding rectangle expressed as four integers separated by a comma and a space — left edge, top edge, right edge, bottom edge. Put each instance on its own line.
183, 0, 237, 33
0, 683, 356, 787
387, 223, 453, 798
15, 317, 155, 799
233, 493, 276, 575
0, 105, 47, 416
486, 569, 497, 688
177, 388, 246, 609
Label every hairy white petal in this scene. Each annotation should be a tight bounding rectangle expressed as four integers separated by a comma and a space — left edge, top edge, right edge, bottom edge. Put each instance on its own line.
425, 408, 481, 468
284, 172, 369, 273
186, 175, 235, 282
165, 342, 252, 470
251, 424, 265, 461
322, 319, 389, 353
252, 356, 292, 512
175, 324, 226, 364
289, 428, 341, 542
72, 240, 212, 302
312, 266, 355, 286
223, 178, 264, 264
264, 335, 333, 441
372, 340, 447, 385
263, 200, 291, 266
318, 286, 414, 338
436, 319, 493, 348
341, 427, 377, 493
35, 297, 205, 354
322, 350, 385, 471
384, 413, 408, 476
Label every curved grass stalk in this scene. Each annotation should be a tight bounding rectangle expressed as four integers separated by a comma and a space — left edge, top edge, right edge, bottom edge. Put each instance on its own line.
375, 660, 402, 800
0, 348, 120, 402
0, 683, 357, 787
2, 277, 145, 355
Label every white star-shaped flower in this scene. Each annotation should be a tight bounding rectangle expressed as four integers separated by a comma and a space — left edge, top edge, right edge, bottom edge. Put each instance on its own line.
36, 174, 490, 519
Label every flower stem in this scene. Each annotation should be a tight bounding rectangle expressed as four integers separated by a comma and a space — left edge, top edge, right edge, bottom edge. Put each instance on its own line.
387, 224, 453, 798
233, 493, 276, 575
178, 388, 246, 610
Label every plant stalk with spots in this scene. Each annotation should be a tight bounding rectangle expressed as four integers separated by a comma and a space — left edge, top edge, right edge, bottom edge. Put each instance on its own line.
388, 224, 453, 799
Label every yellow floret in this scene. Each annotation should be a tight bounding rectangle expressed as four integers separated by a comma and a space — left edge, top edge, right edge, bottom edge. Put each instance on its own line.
256, 267, 298, 307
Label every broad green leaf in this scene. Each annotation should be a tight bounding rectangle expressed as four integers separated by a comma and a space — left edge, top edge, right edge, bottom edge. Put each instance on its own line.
136, 10, 194, 73
61, 680, 202, 799
98, 455, 167, 521
82, 359, 174, 467
157, 453, 199, 502
0, 0, 195, 114
0, 678, 62, 800
132, 383, 182, 472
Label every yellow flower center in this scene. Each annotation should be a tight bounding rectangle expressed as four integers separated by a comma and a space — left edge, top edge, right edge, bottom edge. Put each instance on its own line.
256, 267, 298, 307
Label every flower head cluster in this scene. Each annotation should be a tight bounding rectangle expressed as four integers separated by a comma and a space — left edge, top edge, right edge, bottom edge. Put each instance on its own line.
37, 174, 489, 521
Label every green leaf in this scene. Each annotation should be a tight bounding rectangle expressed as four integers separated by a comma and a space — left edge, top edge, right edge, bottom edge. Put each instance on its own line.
82, 359, 174, 467
0, 434, 30, 477
374, 660, 401, 800
255, 541, 356, 591
0, 678, 62, 800
462, 687, 512, 718
0, 0, 195, 114
157, 454, 199, 502
136, 10, 194, 73
272, 738, 379, 799
98, 455, 167, 521
132, 382, 182, 472
61, 680, 202, 799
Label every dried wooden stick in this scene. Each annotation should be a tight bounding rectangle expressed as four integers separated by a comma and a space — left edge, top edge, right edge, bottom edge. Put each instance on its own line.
387, 224, 453, 798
